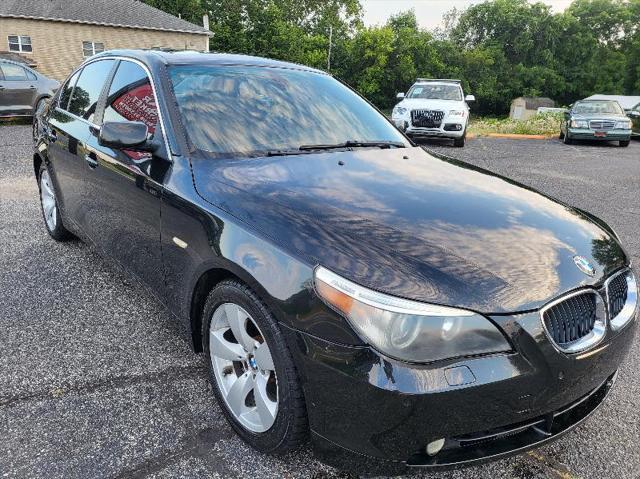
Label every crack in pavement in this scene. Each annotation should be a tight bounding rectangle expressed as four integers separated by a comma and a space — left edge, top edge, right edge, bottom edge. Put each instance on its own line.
112, 427, 236, 479
526, 451, 581, 479
0, 364, 207, 409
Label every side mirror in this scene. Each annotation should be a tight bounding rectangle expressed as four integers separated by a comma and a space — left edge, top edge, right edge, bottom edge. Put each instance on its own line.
396, 92, 405, 99
629, 110, 640, 118
98, 121, 151, 150
465, 94, 476, 102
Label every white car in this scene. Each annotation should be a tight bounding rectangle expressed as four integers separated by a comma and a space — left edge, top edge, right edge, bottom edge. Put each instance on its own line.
392, 79, 475, 147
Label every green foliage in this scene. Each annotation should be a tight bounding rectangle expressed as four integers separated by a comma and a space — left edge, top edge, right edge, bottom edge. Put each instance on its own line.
145, 0, 640, 115
144, 0, 205, 25
470, 112, 565, 136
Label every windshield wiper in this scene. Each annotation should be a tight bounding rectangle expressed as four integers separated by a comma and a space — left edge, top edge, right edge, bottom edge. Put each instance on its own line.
299, 140, 406, 151
266, 149, 317, 157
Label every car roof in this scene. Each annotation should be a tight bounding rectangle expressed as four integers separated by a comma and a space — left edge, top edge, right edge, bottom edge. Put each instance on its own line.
92, 49, 327, 75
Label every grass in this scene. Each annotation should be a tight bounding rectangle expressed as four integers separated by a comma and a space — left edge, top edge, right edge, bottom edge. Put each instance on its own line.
469, 112, 563, 137
0, 117, 31, 126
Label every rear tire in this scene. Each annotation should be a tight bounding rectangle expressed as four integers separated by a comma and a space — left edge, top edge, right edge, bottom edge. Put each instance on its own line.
32, 98, 47, 145
619, 140, 630, 147
38, 163, 72, 241
202, 280, 308, 454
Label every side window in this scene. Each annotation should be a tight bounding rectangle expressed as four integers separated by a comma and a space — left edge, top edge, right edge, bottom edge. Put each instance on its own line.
59, 70, 80, 110
0, 63, 29, 81
103, 61, 158, 136
26, 69, 37, 81
68, 59, 115, 121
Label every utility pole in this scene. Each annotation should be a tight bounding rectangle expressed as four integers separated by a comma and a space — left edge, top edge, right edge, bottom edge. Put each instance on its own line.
327, 25, 333, 72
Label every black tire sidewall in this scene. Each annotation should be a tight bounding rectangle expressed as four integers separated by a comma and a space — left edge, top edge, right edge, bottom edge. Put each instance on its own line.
38, 163, 70, 241
202, 280, 306, 454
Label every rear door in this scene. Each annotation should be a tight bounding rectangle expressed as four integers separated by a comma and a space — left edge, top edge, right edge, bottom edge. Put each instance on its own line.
0, 62, 37, 115
82, 59, 168, 293
47, 59, 116, 233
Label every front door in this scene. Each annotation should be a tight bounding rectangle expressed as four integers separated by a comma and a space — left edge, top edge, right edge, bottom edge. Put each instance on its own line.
0, 62, 37, 115
83, 59, 168, 294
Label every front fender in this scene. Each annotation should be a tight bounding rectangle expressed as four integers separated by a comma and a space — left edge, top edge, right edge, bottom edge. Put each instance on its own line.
160, 173, 362, 347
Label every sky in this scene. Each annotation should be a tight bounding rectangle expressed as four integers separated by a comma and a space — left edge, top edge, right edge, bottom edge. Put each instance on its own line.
361, 0, 574, 29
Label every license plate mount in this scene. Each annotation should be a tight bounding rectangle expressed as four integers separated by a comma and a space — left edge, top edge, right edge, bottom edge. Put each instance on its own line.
594, 131, 607, 137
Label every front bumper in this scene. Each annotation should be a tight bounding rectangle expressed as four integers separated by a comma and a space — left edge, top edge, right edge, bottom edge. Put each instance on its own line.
393, 118, 466, 139
568, 128, 631, 141
283, 307, 636, 473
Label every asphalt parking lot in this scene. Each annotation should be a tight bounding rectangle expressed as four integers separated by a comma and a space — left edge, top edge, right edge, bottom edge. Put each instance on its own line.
1, 125, 638, 479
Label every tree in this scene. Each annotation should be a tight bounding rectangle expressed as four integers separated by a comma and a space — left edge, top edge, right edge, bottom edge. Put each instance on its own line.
143, 0, 205, 25
145, 0, 640, 115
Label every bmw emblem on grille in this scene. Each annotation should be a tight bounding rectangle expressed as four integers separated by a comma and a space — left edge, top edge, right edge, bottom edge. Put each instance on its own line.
573, 255, 596, 277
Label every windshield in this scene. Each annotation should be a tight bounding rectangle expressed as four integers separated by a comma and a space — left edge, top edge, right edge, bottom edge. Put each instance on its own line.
168, 65, 408, 157
407, 84, 462, 101
573, 101, 624, 115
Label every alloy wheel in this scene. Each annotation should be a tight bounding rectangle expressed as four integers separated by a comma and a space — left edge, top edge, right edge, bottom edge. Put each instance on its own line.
209, 302, 278, 433
40, 170, 57, 231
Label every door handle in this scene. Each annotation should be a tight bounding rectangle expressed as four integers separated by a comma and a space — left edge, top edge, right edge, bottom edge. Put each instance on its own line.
85, 152, 98, 168
29, 85, 37, 90
0, 85, 5, 90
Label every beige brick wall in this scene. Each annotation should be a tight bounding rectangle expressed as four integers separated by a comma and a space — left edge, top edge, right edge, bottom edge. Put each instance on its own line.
0, 17, 209, 80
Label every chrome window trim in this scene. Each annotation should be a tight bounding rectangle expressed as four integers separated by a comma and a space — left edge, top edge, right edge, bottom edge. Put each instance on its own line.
605, 268, 638, 331
54, 55, 171, 159
539, 288, 607, 354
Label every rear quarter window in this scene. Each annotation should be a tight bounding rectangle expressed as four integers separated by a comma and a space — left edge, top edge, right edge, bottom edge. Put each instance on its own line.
58, 70, 80, 111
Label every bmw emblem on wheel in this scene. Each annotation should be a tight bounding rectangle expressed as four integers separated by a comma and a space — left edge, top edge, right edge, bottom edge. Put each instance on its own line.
573, 255, 596, 276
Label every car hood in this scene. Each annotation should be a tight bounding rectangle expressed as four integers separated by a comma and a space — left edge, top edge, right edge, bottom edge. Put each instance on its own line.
191, 147, 627, 313
396, 98, 466, 111
571, 113, 627, 121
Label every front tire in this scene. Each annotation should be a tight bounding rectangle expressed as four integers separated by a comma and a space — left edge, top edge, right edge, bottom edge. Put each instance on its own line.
453, 134, 466, 147
563, 131, 573, 145
620, 140, 630, 147
38, 164, 72, 241
202, 280, 308, 454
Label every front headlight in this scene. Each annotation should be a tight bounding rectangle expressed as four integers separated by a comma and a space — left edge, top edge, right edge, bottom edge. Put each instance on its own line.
448, 110, 465, 117
393, 106, 408, 116
570, 119, 589, 128
615, 120, 632, 129
314, 267, 511, 363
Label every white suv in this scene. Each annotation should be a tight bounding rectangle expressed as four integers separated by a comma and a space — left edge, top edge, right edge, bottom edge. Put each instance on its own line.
392, 79, 475, 147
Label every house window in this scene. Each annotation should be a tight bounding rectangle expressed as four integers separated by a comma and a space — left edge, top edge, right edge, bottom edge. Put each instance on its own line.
82, 41, 105, 58
8, 35, 32, 53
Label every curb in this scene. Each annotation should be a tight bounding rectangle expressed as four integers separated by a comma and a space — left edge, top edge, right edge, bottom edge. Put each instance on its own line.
482, 133, 553, 140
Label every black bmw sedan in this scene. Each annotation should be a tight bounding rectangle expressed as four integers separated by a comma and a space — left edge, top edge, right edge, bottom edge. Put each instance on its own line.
33, 50, 637, 474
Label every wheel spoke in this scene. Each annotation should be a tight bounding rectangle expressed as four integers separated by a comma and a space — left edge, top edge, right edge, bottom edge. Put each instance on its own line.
224, 303, 256, 352
254, 342, 274, 371
225, 371, 253, 417
42, 178, 54, 198
209, 329, 245, 361
42, 197, 54, 215
254, 373, 277, 426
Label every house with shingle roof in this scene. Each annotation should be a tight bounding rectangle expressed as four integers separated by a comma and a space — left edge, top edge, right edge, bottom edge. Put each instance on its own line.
0, 0, 211, 80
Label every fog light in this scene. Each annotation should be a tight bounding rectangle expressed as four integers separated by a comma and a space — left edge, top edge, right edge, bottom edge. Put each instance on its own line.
426, 438, 445, 456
